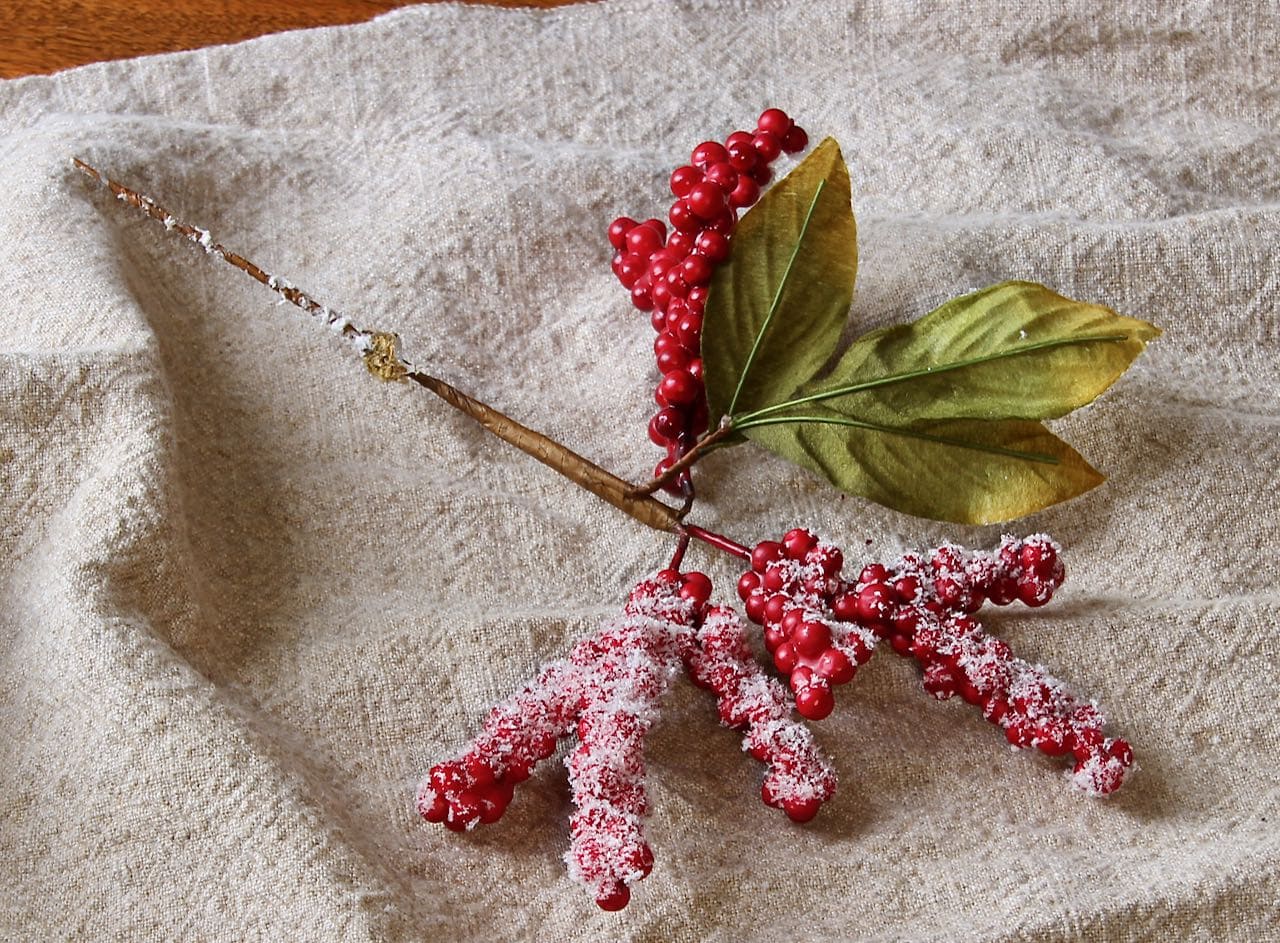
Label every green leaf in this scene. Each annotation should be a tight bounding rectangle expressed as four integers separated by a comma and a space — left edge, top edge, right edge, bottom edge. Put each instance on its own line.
740, 408, 1105, 524
737, 281, 1160, 425
702, 137, 857, 422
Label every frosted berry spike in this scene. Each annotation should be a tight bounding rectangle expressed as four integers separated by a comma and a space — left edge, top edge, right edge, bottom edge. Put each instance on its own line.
684, 605, 838, 822
737, 531, 1134, 795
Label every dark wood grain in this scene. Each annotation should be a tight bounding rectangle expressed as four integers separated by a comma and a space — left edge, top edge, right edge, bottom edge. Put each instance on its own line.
0, 0, 583, 79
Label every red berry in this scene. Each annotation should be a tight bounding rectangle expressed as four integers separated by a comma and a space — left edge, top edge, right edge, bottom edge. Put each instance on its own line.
793, 620, 832, 658
664, 268, 689, 299
680, 571, 713, 607
630, 282, 653, 311
703, 161, 739, 192
817, 648, 855, 684
648, 407, 684, 445
691, 140, 729, 168
795, 683, 835, 720
671, 199, 701, 233
856, 582, 896, 622
727, 139, 757, 171
687, 358, 704, 382
782, 126, 808, 153
687, 285, 709, 307
860, 563, 888, 583
751, 163, 773, 186
752, 130, 782, 162
782, 528, 818, 560
625, 225, 662, 256
763, 593, 788, 624
615, 253, 646, 289
659, 369, 699, 407
680, 253, 714, 287
670, 165, 703, 197
751, 541, 783, 573
773, 642, 798, 673
596, 883, 630, 911
784, 796, 821, 823
676, 311, 703, 348
654, 330, 681, 356
641, 218, 666, 238
694, 229, 731, 263
744, 592, 767, 624
757, 108, 792, 138
831, 592, 859, 621
725, 130, 754, 149
608, 216, 637, 251
737, 571, 760, 600
686, 182, 728, 220
656, 343, 691, 374
667, 230, 695, 258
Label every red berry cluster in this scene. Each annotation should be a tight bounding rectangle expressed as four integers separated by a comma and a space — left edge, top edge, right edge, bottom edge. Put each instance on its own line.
739, 530, 1135, 795
736, 528, 881, 721
607, 109, 808, 492
418, 568, 836, 910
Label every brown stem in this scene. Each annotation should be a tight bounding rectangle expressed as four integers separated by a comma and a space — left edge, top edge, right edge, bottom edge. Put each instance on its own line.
406, 370, 681, 533
72, 156, 683, 535
628, 422, 736, 498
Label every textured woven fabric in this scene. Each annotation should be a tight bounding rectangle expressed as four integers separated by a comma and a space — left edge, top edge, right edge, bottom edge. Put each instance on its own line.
2, 1, 1278, 938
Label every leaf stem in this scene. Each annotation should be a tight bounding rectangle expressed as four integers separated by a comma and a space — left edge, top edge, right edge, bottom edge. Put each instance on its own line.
626, 423, 737, 498
734, 413, 1061, 464
726, 179, 827, 416
733, 333, 1134, 425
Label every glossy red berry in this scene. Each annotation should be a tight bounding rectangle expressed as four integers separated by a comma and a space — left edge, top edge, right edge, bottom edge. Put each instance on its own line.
751, 541, 784, 573
752, 130, 782, 162
669, 165, 703, 197
680, 253, 714, 286
625, 225, 662, 257
596, 883, 630, 911
702, 161, 739, 193
795, 684, 835, 720
659, 369, 700, 407
691, 140, 729, 167
694, 229, 731, 263
665, 197, 697, 233
608, 216, 637, 250
783, 528, 818, 560
757, 108, 792, 138
680, 571, 713, 607
782, 126, 808, 153
686, 182, 728, 220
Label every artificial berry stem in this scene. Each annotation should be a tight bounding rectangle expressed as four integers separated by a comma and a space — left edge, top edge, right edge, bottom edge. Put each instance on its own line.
682, 524, 751, 561
628, 422, 737, 497
72, 157, 689, 536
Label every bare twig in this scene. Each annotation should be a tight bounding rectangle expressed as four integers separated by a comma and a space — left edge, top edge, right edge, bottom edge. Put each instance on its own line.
72, 157, 682, 535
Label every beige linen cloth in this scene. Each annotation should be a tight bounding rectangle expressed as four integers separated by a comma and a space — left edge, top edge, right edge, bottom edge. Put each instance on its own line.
2, 1, 1278, 939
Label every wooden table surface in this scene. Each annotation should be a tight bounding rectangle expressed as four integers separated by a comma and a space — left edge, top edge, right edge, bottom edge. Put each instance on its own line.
0, 0, 580, 79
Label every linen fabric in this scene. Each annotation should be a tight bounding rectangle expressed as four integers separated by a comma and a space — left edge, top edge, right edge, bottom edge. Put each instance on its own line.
1, 1, 1278, 939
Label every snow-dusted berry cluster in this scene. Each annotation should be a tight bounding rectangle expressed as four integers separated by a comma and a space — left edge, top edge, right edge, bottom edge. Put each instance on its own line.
739, 529, 1134, 796
607, 109, 808, 493
417, 569, 834, 910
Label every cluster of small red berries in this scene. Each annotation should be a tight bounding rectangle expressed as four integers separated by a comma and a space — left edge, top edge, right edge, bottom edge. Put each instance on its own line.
736, 528, 881, 721
607, 109, 808, 491
418, 568, 835, 910
739, 530, 1134, 795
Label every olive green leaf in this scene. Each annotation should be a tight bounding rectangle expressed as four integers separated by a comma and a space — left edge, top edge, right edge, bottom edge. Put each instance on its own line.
740, 408, 1105, 525
734, 281, 1161, 426
701, 137, 857, 422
